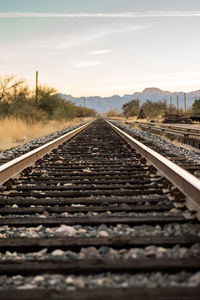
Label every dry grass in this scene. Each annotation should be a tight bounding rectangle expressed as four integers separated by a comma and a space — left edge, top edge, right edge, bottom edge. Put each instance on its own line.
108, 116, 139, 122
162, 134, 200, 153
109, 116, 164, 123
0, 118, 88, 151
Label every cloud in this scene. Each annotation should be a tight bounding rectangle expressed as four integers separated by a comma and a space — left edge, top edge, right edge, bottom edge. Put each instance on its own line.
58, 26, 143, 49
89, 49, 111, 56
1, 11, 200, 18
73, 61, 102, 68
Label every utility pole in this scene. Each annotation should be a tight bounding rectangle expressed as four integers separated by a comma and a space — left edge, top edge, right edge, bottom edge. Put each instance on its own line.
184, 93, 187, 113
36, 71, 38, 103
170, 95, 172, 107
163, 99, 167, 113
83, 96, 86, 119
176, 95, 179, 113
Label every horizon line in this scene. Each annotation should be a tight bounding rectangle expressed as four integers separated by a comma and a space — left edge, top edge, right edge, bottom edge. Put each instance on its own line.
60, 88, 200, 97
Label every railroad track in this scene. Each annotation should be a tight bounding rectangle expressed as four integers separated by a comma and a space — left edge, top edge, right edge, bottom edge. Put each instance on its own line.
132, 121, 200, 149
0, 118, 200, 299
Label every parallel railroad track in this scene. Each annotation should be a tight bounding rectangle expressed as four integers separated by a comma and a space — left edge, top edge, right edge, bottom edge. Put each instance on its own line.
0, 118, 200, 299
132, 121, 200, 149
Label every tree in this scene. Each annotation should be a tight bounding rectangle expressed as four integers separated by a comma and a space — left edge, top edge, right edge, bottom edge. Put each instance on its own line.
37, 85, 59, 119
105, 109, 122, 118
0, 75, 25, 102
0, 74, 97, 121
192, 99, 200, 114
141, 100, 167, 118
122, 99, 140, 117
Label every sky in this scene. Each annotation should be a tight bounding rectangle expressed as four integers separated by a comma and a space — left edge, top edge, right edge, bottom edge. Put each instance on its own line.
1, 0, 200, 97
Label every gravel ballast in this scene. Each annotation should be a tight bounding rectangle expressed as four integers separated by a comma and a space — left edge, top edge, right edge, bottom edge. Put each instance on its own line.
1, 243, 200, 261
0, 223, 200, 239
0, 272, 200, 290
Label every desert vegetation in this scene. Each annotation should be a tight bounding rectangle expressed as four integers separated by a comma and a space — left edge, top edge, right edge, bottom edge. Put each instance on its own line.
0, 75, 96, 122
122, 99, 140, 117
0, 75, 96, 150
0, 118, 85, 151
105, 109, 122, 118
191, 99, 200, 113
122, 99, 168, 119
121, 98, 192, 119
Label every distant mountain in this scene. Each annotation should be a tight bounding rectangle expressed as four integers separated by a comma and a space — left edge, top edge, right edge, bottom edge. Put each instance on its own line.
59, 88, 200, 114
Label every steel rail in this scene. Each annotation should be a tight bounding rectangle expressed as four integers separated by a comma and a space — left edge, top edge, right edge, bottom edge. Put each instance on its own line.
138, 123, 200, 139
135, 121, 200, 133
0, 121, 93, 186
135, 122, 200, 149
107, 121, 200, 219
135, 121, 200, 136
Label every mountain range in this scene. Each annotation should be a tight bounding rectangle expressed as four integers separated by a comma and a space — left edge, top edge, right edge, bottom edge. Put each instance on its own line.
59, 88, 200, 114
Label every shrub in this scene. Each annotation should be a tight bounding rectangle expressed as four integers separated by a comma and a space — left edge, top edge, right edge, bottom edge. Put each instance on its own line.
122, 99, 140, 117
192, 99, 200, 114
0, 75, 96, 122
141, 100, 167, 118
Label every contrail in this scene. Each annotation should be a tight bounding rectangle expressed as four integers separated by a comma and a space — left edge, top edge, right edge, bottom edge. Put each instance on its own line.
1, 11, 200, 18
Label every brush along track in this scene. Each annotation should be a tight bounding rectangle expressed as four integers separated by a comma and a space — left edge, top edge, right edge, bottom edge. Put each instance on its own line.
0, 121, 89, 167
0, 118, 200, 299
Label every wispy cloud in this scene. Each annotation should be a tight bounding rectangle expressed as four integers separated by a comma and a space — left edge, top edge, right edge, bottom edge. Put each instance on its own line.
1, 11, 200, 18
89, 49, 111, 56
73, 61, 102, 68
58, 26, 143, 49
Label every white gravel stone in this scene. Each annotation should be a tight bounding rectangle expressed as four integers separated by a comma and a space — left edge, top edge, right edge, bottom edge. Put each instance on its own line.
12, 204, 18, 208
156, 247, 167, 256
33, 276, 45, 282
63, 183, 73, 187
55, 225, 77, 236
97, 230, 109, 237
65, 276, 74, 284
74, 277, 85, 288
83, 169, 92, 173
51, 249, 64, 256
19, 233, 26, 237
60, 212, 70, 217
189, 272, 200, 285
18, 284, 36, 289
45, 228, 54, 234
